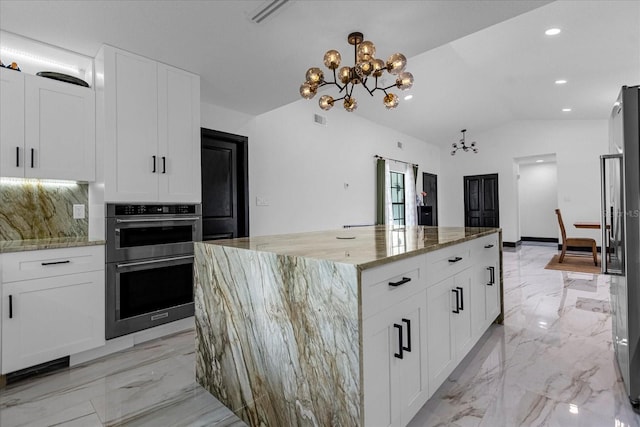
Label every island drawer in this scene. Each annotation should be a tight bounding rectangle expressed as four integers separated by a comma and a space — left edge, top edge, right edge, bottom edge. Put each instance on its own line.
2, 245, 105, 283
424, 242, 472, 285
361, 255, 426, 319
471, 233, 500, 261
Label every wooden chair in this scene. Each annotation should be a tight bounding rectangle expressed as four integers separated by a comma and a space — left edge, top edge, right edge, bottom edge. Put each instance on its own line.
555, 209, 598, 265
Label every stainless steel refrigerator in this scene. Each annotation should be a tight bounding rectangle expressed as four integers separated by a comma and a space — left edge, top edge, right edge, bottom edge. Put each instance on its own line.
601, 85, 640, 413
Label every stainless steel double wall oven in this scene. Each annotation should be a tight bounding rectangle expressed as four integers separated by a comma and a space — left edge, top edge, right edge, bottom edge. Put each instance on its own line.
106, 204, 202, 339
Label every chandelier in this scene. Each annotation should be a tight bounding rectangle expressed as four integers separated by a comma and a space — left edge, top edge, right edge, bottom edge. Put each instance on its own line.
299, 32, 414, 112
451, 129, 478, 155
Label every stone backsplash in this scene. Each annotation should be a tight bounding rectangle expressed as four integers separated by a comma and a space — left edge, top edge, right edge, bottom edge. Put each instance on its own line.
0, 180, 88, 241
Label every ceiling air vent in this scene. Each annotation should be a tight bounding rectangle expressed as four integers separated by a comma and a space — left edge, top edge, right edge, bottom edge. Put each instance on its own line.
313, 113, 327, 126
249, 0, 290, 24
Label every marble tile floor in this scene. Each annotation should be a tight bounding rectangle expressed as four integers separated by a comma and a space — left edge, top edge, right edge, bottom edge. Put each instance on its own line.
1, 243, 639, 426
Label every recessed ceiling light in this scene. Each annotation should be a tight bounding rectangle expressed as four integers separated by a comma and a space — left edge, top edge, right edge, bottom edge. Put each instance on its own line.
404, 94, 413, 101
536, 160, 544, 163
555, 79, 567, 85
562, 108, 572, 112
545, 28, 561, 36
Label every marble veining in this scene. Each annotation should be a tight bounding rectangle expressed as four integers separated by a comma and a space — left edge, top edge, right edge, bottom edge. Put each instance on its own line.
0, 243, 638, 426
0, 236, 105, 253
194, 243, 360, 426
204, 225, 499, 269
0, 180, 88, 241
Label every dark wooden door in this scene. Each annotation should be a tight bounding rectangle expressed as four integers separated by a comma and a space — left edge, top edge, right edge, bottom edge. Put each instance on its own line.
464, 174, 499, 227
422, 172, 438, 225
201, 129, 248, 240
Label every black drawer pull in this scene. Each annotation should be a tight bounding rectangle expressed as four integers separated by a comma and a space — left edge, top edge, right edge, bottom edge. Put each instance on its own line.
457, 286, 464, 310
9, 295, 13, 319
41, 260, 71, 266
484, 244, 494, 248
389, 277, 411, 287
452, 289, 460, 313
152, 155, 157, 173
30, 148, 35, 168
16, 146, 20, 167
487, 266, 495, 286
448, 256, 462, 263
394, 323, 403, 359
402, 318, 411, 352
162, 156, 166, 173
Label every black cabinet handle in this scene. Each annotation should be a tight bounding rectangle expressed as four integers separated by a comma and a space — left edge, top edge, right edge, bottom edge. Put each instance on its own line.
402, 318, 411, 352
484, 244, 494, 249
394, 323, 403, 359
487, 266, 495, 286
448, 256, 463, 263
41, 260, 71, 266
152, 155, 157, 173
389, 277, 411, 287
16, 146, 20, 167
30, 148, 34, 168
452, 289, 460, 314
457, 286, 464, 310
162, 156, 166, 173
9, 295, 13, 319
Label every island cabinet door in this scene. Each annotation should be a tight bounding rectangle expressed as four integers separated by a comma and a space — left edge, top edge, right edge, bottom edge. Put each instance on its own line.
426, 276, 456, 394
363, 290, 429, 427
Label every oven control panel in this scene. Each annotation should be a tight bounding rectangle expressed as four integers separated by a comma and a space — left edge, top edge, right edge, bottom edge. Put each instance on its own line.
113, 204, 199, 216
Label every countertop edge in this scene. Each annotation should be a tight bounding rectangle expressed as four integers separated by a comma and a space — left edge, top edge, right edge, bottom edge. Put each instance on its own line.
197, 228, 501, 271
356, 228, 500, 270
0, 239, 106, 254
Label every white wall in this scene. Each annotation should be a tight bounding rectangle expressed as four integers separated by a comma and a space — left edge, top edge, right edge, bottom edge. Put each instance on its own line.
246, 100, 440, 236
200, 102, 254, 136
518, 162, 558, 239
438, 120, 608, 244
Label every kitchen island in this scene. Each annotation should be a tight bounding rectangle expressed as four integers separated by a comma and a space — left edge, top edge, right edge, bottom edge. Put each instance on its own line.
194, 226, 502, 427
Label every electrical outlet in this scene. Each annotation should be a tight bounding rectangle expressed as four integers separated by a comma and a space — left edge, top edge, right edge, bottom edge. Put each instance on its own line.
256, 197, 270, 206
73, 204, 85, 219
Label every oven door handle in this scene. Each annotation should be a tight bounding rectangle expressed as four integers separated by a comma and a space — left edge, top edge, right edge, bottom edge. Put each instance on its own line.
115, 217, 200, 223
116, 255, 194, 268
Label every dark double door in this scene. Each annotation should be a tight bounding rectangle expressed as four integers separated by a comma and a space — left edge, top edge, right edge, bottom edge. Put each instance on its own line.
201, 129, 249, 240
464, 173, 499, 227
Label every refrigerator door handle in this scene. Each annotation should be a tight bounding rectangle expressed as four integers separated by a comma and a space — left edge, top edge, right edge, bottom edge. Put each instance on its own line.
600, 153, 624, 275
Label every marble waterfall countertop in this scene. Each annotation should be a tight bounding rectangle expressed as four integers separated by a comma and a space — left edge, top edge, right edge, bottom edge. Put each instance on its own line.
200, 225, 500, 269
195, 225, 502, 426
0, 237, 106, 253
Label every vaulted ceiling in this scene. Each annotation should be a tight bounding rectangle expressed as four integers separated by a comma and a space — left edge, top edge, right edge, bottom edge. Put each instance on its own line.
1, 1, 638, 146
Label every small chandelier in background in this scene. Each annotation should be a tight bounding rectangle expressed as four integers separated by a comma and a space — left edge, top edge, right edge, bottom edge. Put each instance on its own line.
451, 129, 478, 155
299, 31, 414, 112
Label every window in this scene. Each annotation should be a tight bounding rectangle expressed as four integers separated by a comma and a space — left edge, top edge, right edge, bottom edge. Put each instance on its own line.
390, 172, 405, 226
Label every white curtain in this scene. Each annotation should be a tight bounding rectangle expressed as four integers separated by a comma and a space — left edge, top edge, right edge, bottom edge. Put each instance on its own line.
404, 163, 417, 226
384, 160, 394, 226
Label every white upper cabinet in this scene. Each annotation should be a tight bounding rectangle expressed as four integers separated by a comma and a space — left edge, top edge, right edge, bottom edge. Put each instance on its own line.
24, 75, 95, 180
0, 68, 95, 180
99, 45, 201, 203
0, 68, 25, 177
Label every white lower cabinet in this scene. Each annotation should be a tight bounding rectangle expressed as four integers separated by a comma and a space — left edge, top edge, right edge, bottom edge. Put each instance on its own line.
363, 290, 429, 427
426, 268, 473, 394
1, 246, 105, 374
361, 232, 502, 427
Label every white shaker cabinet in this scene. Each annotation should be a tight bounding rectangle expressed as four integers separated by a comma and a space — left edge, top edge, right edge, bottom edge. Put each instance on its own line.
98, 45, 201, 203
426, 268, 474, 395
1, 246, 105, 374
363, 291, 429, 427
0, 69, 95, 180
0, 68, 25, 176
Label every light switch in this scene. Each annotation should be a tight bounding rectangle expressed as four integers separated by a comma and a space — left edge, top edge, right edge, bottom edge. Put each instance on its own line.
73, 204, 85, 219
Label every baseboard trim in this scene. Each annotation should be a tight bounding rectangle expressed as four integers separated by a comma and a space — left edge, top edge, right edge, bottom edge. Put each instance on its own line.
503, 240, 522, 248
522, 236, 559, 243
